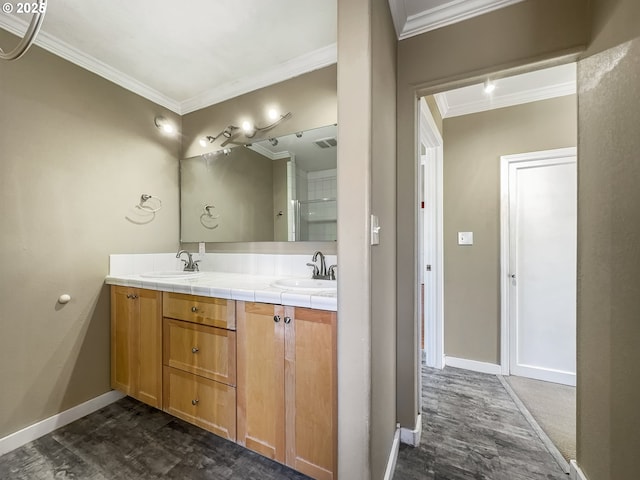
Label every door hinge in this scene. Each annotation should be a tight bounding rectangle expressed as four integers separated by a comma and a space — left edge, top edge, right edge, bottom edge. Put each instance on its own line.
426, 265, 432, 271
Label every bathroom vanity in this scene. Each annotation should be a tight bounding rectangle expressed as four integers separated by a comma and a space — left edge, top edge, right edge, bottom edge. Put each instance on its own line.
107, 266, 337, 480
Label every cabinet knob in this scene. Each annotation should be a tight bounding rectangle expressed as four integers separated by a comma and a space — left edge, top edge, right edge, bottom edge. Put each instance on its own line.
273, 315, 281, 323
133, 294, 138, 299
284, 316, 292, 324
191, 306, 198, 313
126, 294, 131, 299
192, 347, 199, 354
191, 399, 199, 406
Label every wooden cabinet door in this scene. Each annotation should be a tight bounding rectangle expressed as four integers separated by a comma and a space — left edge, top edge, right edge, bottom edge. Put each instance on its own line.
236, 301, 286, 463
111, 286, 136, 395
285, 307, 337, 480
136, 288, 162, 408
110, 286, 162, 408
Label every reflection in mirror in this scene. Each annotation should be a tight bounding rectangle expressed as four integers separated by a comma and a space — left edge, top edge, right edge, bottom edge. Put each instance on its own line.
180, 124, 337, 243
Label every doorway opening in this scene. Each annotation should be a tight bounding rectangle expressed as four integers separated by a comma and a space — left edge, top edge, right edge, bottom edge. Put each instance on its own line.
415, 63, 577, 469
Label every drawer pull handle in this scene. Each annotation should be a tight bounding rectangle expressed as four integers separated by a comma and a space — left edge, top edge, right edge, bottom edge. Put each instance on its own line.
191, 306, 198, 313
284, 316, 292, 324
273, 315, 281, 323
192, 347, 199, 354
191, 399, 199, 406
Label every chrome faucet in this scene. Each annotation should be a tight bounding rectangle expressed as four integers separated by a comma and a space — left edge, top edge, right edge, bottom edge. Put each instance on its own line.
307, 251, 334, 280
176, 250, 199, 272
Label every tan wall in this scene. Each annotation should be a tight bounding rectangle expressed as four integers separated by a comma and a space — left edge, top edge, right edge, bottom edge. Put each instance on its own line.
181, 65, 337, 254
369, 0, 397, 477
180, 148, 274, 242
396, 0, 590, 428
443, 96, 577, 364
336, 0, 373, 476
576, 1, 640, 478
0, 32, 180, 438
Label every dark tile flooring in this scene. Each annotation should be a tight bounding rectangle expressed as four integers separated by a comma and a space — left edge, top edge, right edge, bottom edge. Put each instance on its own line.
0, 398, 310, 480
394, 367, 568, 480
1, 367, 567, 480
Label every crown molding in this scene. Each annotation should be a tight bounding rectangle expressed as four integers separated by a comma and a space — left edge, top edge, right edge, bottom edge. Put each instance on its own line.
247, 143, 292, 161
433, 93, 450, 119
390, 0, 525, 40
180, 43, 337, 115
442, 81, 576, 118
0, 16, 181, 113
0, 18, 336, 115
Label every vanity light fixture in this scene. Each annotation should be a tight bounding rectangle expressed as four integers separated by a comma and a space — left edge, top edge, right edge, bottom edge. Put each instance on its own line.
154, 116, 176, 135
198, 110, 292, 147
483, 79, 496, 94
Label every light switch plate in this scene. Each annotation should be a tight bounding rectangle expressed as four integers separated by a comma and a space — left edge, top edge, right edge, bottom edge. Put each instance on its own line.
371, 214, 380, 245
458, 232, 473, 245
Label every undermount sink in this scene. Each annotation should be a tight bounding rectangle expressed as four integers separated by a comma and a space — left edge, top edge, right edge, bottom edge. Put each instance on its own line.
140, 271, 204, 279
271, 278, 337, 291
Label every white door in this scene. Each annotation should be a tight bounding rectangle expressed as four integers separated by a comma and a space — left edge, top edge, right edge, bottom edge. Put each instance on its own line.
502, 148, 576, 386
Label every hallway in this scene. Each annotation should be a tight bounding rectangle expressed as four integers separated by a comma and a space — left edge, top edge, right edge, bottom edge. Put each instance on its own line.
394, 367, 566, 480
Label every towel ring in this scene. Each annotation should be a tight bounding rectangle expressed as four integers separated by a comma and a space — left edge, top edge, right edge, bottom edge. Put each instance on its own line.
136, 194, 162, 213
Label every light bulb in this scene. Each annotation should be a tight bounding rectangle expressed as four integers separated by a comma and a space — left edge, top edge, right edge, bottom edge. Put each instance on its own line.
483, 80, 496, 94
268, 108, 279, 120
242, 121, 253, 132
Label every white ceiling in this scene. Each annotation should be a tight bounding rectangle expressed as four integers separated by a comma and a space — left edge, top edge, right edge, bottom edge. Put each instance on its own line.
434, 63, 576, 119
0, 0, 337, 114
0, 0, 534, 115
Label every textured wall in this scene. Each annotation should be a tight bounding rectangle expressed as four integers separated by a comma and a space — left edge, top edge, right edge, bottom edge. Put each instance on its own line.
576, 0, 640, 478
369, 0, 398, 477
0, 31, 180, 438
443, 96, 577, 364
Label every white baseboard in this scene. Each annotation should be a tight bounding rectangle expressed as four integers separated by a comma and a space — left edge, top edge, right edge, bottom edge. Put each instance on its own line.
383, 424, 401, 480
0, 390, 125, 456
400, 413, 422, 446
444, 356, 502, 375
570, 460, 589, 480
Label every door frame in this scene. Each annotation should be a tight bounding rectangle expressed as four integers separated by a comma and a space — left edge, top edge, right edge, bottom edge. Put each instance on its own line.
499, 147, 577, 376
419, 98, 444, 370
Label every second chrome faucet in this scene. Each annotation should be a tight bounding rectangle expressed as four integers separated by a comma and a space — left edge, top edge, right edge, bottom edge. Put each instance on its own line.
307, 251, 337, 280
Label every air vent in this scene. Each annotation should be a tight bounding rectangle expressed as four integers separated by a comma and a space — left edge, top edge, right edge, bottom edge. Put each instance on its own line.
314, 137, 338, 149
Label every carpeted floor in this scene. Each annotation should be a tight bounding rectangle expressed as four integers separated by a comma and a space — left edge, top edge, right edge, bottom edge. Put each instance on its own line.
505, 375, 576, 462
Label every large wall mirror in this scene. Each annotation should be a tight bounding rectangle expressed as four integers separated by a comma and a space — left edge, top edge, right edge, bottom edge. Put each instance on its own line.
181, 124, 337, 242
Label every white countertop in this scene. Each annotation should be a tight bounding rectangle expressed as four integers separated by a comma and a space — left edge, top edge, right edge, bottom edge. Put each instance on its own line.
105, 271, 337, 312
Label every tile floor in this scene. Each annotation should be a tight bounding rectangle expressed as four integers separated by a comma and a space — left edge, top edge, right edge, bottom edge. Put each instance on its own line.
0, 398, 309, 480
393, 367, 567, 479
0, 366, 567, 480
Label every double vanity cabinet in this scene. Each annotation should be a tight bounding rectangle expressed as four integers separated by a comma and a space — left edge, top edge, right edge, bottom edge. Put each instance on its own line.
110, 285, 337, 480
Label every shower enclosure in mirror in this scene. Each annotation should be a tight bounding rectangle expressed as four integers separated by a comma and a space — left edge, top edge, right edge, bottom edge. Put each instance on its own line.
180, 124, 337, 242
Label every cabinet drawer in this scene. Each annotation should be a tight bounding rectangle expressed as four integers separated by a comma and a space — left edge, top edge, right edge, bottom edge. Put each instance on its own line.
163, 318, 236, 386
163, 292, 235, 330
163, 367, 236, 441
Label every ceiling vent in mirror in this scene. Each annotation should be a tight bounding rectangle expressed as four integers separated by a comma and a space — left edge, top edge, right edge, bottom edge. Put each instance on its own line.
314, 137, 337, 149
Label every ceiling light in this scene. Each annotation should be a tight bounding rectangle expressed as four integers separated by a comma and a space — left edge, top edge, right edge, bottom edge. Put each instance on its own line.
268, 109, 279, 120
483, 80, 496, 94
242, 121, 254, 133
154, 116, 176, 135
